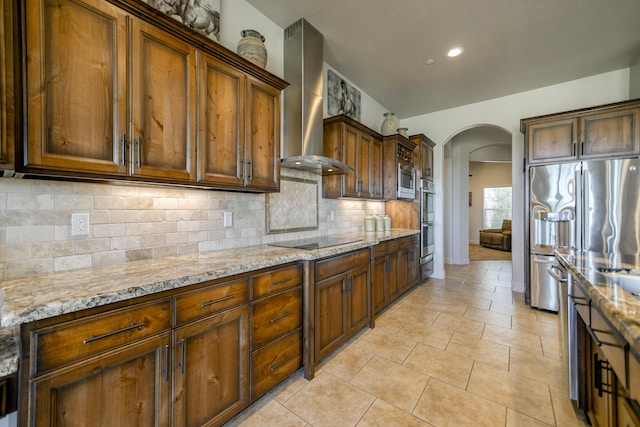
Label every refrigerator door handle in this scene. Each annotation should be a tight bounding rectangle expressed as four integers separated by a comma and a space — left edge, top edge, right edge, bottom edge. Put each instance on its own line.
575, 165, 583, 251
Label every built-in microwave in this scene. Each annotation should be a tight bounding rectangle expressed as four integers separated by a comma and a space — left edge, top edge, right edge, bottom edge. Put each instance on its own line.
397, 163, 415, 200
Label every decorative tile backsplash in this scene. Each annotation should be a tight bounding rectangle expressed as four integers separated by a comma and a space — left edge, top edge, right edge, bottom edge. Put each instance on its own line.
0, 170, 384, 281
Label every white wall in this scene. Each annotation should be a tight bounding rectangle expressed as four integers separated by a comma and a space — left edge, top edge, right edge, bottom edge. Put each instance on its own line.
469, 162, 512, 244
631, 53, 640, 99
403, 68, 631, 292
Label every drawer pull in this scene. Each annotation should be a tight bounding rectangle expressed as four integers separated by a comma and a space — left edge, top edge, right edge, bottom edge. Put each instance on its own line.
271, 278, 292, 287
83, 322, 145, 344
270, 311, 291, 323
201, 295, 235, 308
270, 355, 291, 372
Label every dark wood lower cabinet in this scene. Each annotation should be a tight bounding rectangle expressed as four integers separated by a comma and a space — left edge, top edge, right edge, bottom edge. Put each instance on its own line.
30, 334, 171, 426
314, 248, 371, 364
21, 263, 303, 427
373, 236, 419, 315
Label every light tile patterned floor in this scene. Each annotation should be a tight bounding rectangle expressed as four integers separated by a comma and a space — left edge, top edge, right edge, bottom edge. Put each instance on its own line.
226, 261, 589, 427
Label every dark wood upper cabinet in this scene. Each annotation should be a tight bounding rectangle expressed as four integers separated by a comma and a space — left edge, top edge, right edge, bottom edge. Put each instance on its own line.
18, 0, 287, 190
522, 99, 640, 165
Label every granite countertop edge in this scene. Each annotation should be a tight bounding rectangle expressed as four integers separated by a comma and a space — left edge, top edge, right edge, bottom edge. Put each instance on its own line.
0, 229, 419, 377
554, 250, 640, 356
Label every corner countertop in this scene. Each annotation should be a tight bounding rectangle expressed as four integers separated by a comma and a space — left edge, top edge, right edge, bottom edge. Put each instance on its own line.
0, 229, 418, 377
554, 250, 640, 355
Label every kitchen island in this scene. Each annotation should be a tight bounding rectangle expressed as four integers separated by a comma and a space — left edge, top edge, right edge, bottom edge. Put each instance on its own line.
555, 250, 640, 426
0, 229, 418, 425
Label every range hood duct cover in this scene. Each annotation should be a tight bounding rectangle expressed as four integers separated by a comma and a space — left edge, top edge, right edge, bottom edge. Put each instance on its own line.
281, 18, 354, 175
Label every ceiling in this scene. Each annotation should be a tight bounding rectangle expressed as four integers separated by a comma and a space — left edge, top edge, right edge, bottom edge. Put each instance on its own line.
245, 0, 640, 119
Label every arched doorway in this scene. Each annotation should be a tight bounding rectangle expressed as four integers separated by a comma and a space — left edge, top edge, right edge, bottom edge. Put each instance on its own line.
442, 125, 512, 265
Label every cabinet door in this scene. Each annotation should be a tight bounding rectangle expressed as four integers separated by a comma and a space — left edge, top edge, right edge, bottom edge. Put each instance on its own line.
348, 265, 370, 335
31, 334, 170, 427
246, 77, 280, 190
174, 306, 249, 427
581, 108, 640, 159
397, 249, 410, 294
588, 341, 615, 427
315, 273, 348, 361
358, 133, 373, 198
197, 52, 245, 187
408, 247, 419, 287
421, 142, 433, 181
372, 256, 387, 314
0, 0, 14, 170
131, 18, 196, 182
527, 119, 578, 164
342, 125, 360, 197
24, 0, 128, 175
370, 137, 383, 199
387, 254, 399, 301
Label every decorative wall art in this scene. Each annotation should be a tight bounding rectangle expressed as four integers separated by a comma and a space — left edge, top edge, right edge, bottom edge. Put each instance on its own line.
140, 0, 220, 41
266, 177, 319, 233
327, 70, 361, 121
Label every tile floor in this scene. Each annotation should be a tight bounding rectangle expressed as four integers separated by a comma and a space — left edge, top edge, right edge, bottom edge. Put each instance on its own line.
226, 261, 589, 427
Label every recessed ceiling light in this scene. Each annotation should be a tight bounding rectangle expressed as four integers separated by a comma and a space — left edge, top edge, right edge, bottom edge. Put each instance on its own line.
426, 59, 435, 65
447, 47, 464, 58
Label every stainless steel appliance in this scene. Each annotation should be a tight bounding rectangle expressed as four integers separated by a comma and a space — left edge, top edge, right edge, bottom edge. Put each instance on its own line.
420, 179, 435, 279
529, 158, 640, 311
270, 236, 362, 250
397, 164, 416, 200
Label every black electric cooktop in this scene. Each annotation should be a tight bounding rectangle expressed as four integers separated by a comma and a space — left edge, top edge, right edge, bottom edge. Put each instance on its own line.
269, 236, 362, 250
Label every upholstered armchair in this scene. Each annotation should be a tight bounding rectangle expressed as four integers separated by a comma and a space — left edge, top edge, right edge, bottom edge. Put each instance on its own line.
479, 219, 512, 251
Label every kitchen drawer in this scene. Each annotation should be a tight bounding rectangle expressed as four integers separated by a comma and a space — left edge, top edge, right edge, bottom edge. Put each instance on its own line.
571, 281, 590, 323
174, 278, 249, 326
399, 236, 417, 250
373, 241, 388, 258
315, 248, 371, 282
252, 264, 302, 299
250, 329, 302, 401
251, 288, 301, 350
590, 304, 627, 388
32, 299, 171, 374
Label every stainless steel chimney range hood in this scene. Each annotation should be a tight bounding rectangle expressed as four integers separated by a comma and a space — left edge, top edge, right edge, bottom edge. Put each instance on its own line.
281, 18, 354, 175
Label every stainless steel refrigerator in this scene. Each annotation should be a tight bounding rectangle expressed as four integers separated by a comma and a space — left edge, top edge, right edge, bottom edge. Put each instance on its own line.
529, 158, 640, 311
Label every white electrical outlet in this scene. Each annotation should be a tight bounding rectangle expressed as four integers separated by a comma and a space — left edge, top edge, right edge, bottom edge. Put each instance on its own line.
71, 213, 89, 236
223, 211, 233, 227
329, 211, 336, 222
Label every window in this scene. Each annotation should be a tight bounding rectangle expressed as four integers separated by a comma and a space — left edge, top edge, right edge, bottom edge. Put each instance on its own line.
483, 187, 511, 229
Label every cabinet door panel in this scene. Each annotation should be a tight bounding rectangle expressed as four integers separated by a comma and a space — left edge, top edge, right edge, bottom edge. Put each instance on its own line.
581, 108, 640, 159
373, 256, 387, 313
25, 0, 127, 174
342, 125, 359, 197
250, 329, 302, 401
32, 334, 170, 427
251, 288, 302, 350
315, 274, 348, 361
370, 138, 383, 198
349, 265, 370, 334
174, 306, 249, 427
358, 133, 372, 198
246, 77, 279, 190
198, 52, 245, 186
131, 19, 196, 181
527, 119, 577, 164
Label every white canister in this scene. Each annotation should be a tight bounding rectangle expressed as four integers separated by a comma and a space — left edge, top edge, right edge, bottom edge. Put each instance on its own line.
384, 215, 391, 231
376, 215, 384, 232
365, 213, 376, 232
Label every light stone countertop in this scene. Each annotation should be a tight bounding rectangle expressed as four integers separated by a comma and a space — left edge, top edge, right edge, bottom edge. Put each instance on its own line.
555, 250, 640, 356
0, 229, 418, 377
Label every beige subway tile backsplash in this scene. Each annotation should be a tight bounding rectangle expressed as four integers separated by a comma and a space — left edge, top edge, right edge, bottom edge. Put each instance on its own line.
0, 170, 382, 281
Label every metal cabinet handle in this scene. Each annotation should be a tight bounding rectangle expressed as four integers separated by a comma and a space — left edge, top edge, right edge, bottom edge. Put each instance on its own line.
120, 133, 126, 165
240, 159, 245, 179
248, 159, 253, 180
271, 278, 291, 287
136, 136, 141, 167
163, 345, 169, 382
178, 339, 185, 374
546, 264, 567, 283
201, 295, 235, 308
83, 322, 145, 344
270, 311, 291, 323
270, 355, 291, 372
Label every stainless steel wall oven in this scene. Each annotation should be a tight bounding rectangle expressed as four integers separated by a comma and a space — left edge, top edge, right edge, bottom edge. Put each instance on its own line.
420, 179, 435, 279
